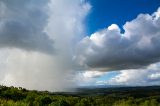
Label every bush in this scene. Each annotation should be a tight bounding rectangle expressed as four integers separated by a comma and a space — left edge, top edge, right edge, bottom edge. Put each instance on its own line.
40, 96, 52, 105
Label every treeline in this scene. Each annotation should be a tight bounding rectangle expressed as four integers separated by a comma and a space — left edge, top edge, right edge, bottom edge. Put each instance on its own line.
0, 85, 160, 106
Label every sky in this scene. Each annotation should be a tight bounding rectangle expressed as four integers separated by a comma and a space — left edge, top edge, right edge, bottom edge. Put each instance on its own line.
0, 0, 160, 91
86, 0, 160, 34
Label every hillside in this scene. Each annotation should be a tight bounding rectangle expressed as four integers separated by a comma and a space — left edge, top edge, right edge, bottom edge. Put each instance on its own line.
0, 85, 160, 106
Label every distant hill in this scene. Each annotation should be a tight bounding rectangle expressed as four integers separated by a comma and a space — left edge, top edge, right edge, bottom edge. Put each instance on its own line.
74, 86, 160, 97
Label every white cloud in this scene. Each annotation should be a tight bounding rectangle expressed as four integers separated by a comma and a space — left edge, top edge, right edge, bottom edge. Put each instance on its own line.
82, 71, 106, 78
149, 73, 160, 80
108, 24, 120, 31
74, 70, 106, 86
96, 62, 160, 86
74, 7, 160, 71
107, 70, 148, 85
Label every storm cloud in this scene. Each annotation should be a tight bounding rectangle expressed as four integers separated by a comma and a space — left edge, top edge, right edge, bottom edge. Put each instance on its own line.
74, 7, 160, 71
0, 0, 91, 91
0, 0, 54, 54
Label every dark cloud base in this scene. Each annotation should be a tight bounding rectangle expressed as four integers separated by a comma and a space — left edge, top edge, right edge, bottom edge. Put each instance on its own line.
0, 0, 54, 54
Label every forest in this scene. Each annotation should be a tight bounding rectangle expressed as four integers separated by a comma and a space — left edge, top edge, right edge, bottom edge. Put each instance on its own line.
0, 85, 160, 106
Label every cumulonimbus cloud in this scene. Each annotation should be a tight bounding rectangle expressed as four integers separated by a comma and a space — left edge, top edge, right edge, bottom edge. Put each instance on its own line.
0, 0, 91, 91
74, 7, 160, 71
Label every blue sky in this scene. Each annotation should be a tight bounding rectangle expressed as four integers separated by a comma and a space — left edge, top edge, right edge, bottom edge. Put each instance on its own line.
86, 0, 160, 34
